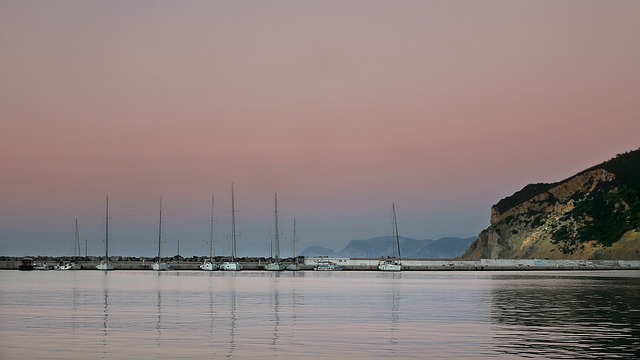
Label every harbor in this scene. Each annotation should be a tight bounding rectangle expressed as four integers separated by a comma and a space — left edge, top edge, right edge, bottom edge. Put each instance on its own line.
2, 256, 639, 271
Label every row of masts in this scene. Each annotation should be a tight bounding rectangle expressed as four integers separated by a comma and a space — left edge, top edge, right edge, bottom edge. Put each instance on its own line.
65, 194, 298, 267
92, 186, 398, 272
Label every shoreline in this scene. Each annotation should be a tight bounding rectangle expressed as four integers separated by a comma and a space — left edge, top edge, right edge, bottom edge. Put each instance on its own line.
2, 257, 639, 271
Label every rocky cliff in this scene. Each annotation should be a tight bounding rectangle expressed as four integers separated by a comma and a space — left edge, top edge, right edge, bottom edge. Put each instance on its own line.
463, 149, 640, 260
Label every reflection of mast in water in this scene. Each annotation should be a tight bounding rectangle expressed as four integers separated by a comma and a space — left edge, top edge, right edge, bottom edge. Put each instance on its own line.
227, 275, 237, 358
156, 275, 163, 358
291, 272, 301, 335
271, 273, 281, 352
390, 273, 401, 351
102, 286, 109, 357
208, 277, 215, 343
72, 286, 80, 340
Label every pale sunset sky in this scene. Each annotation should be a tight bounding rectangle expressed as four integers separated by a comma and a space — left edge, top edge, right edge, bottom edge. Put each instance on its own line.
1, 1, 639, 257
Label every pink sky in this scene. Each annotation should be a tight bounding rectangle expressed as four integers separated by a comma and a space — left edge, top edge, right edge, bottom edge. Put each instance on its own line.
1, 1, 639, 257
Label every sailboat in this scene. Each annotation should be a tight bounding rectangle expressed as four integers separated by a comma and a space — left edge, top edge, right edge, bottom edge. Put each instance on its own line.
265, 193, 286, 271
220, 183, 243, 271
57, 219, 82, 270
96, 196, 115, 270
285, 218, 300, 271
378, 203, 402, 272
200, 195, 219, 271
152, 198, 170, 271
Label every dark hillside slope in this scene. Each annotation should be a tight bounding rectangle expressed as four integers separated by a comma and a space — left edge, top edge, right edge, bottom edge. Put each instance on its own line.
463, 148, 640, 260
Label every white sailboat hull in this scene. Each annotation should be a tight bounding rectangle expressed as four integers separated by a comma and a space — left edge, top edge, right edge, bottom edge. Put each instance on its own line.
220, 262, 242, 271
199, 260, 218, 271
378, 260, 401, 272
56, 262, 80, 270
151, 262, 170, 271
264, 262, 286, 271
96, 260, 114, 271
315, 262, 344, 271
285, 264, 300, 271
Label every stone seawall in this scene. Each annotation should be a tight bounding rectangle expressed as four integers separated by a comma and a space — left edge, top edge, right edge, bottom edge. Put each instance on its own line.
2, 258, 639, 271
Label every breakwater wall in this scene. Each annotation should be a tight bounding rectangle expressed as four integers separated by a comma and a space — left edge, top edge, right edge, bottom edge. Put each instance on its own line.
2, 257, 639, 271
304, 257, 640, 270
0, 259, 297, 271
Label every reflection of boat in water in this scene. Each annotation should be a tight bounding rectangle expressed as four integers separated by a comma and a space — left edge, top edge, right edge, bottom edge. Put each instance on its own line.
200, 195, 219, 271
390, 279, 400, 350
151, 198, 170, 271
378, 203, 402, 272
18, 257, 34, 271
271, 273, 281, 353
228, 277, 237, 357
220, 183, 243, 271
102, 285, 109, 354
265, 193, 286, 271
286, 219, 300, 271
96, 197, 114, 271
155, 287, 162, 356
314, 258, 344, 271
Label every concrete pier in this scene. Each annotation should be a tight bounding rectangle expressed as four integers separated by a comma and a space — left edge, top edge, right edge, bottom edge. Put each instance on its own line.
2, 257, 639, 271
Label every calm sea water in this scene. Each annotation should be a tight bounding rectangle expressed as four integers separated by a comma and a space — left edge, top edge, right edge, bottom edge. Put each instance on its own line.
1, 270, 639, 359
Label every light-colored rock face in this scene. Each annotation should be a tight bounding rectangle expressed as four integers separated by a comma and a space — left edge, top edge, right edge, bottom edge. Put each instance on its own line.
490, 169, 615, 226
464, 169, 631, 260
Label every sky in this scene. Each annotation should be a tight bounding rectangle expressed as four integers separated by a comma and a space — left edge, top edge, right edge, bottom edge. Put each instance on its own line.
1, 1, 639, 258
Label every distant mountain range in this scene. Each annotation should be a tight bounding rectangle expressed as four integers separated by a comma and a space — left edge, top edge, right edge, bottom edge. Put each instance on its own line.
300, 236, 476, 259
463, 148, 640, 260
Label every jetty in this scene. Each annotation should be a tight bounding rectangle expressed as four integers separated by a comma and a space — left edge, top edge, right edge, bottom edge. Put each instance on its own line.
1, 256, 639, 271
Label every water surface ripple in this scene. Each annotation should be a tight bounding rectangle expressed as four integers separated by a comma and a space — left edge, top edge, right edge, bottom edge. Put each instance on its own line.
1, 270, 638, 359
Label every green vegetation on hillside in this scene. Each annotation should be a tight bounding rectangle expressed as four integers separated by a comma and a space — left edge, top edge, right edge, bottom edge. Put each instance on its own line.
551, 149, 640, 252
586, 148, 640, 182
494, 183, 556, 213
495, 148, 640, 215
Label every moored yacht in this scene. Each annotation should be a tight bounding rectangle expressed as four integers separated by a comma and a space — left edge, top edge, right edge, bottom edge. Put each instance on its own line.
151, 198, 170, 271
221, 183, 242, 271
285, 218, 300, 271
314, 258, 344, 271
378, 203, 402, 272
378, 258, 401, 272
96, 196, 115, 271
56, 261, 80, 270
265, 193, 286, 271
200, 195, 219, 271
57, 219, 82, 270
220, 261, 243, 271
200, 259, 218, 271
18, 257, 34, 271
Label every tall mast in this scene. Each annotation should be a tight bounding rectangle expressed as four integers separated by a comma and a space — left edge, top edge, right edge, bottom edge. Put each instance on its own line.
293, 218, 298, 265
274, 193, 280, 260
158, 198, 163, 262
210, 195, 215, 259
105, 196, 109, 261
393, 203, 401, 261
74, 218, 80, 258
231, 183, 237, 261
